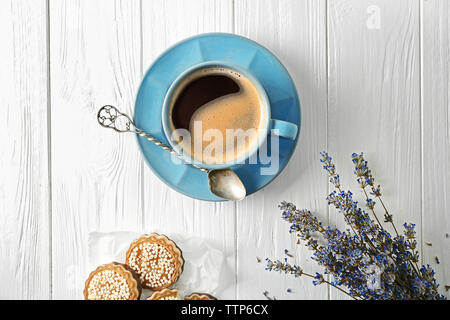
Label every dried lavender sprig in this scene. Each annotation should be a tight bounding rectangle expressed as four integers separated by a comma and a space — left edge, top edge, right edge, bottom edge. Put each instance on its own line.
328, 153, 422, 282
268, 152, 445, 300
321, 152, 383, 255
265, 258, 357, 300
277, 200, 444, 299
351, 152, 396, 234
325, 153, 406, 261
279, 202, 394, 298
351, 153, 422, 277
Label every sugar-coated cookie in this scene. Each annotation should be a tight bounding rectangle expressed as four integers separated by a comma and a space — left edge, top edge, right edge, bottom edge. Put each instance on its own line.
146, 288, 181, 300
125, 233, 184, 290
84, 262, 141, 300
184, 293, 217, 300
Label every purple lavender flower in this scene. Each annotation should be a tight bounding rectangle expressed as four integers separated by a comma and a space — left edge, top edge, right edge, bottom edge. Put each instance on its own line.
266, 152, 445, 300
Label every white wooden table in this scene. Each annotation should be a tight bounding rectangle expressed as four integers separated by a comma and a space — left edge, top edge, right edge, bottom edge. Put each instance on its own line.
1, 0, 449, 300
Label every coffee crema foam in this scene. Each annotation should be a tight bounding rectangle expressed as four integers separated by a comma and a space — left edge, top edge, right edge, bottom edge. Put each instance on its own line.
170, 67, 266, 165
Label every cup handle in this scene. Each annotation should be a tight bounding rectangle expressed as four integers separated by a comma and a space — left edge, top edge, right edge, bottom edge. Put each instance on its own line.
270, 119, 298, 140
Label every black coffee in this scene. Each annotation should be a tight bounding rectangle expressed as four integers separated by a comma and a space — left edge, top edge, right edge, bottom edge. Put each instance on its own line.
172, 75, 240, 130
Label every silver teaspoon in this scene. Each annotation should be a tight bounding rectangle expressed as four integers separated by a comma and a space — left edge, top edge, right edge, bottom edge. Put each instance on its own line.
97, 105, 246, 201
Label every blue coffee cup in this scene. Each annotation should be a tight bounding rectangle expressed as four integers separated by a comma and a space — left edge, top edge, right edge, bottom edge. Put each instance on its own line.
161, 60, 298, 170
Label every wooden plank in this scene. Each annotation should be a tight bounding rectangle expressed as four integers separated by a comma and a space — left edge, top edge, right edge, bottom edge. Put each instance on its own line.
0, 0, 50, 300
422, 0, 450, 299
141, 0, 236, 299
50, 0, 143, 299
235, 0, 329, 300
328, 0, 421, 298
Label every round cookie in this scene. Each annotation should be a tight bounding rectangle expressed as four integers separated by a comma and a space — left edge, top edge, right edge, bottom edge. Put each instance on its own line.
84, 262, 141, 300
146, 288, 181, 300
125, 233, 184, 290
184, 293, 217, 300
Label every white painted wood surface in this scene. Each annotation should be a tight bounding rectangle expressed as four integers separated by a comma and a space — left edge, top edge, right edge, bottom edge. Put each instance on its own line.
0, 0, 50, 299
50, 0, 143, 299
328, 0, 422, 299
0, 0, 448, 300
422, 0, 450, 295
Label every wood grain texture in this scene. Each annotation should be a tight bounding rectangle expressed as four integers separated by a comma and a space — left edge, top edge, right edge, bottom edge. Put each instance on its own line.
422, 0, 450, 299
141, 0, 237, 299
235, 0, 329, 300
50, 0, 143, 299
0, 0, 50, 299
1, 0, 449, 300
328, 0, 421, 298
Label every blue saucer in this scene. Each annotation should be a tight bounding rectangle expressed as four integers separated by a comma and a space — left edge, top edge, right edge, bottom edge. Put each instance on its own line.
134, 33, 301, 201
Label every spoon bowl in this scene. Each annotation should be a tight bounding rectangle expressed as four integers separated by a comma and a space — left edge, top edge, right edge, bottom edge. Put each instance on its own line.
208, 169, 246, 201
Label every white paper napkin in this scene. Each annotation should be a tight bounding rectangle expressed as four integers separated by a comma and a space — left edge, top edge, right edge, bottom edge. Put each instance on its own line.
87, 231, 227, 299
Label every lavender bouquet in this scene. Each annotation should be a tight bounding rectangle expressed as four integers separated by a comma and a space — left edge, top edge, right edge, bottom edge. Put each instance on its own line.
266, 152, 444, 300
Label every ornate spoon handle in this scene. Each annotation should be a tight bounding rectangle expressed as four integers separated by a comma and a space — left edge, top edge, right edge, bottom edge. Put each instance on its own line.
97, 105, 209, 173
